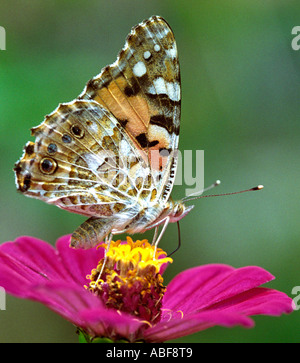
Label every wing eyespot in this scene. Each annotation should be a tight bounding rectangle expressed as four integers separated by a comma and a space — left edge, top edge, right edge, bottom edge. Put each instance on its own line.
62, 134, 72, 143
39, 157, 57, 175
70, 124, 85, 138
47, 143, 57, 154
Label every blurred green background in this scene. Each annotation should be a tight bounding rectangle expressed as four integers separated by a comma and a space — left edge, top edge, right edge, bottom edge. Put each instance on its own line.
1, 0, 300, 343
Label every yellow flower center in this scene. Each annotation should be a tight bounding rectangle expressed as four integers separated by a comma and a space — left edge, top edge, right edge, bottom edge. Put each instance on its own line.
86, 237, 173, 325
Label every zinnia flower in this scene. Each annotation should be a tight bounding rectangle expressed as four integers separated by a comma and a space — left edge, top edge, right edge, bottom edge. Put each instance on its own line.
0, 235, 293, 342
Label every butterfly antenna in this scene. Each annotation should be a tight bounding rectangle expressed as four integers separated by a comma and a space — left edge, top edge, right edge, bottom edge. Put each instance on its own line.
182, 179, 221, 202
167, 221, 181, 258
183, 184, 264, 203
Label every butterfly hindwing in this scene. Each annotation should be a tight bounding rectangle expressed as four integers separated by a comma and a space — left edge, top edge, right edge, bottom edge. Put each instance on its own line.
15, 100, 152, 218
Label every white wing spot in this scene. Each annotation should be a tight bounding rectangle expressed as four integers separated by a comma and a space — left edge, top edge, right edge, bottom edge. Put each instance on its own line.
147, 85, 156, 95
166, 81, 181, 102
143, 50, 151, 60
150, 77, 181, 102
133, 61, 147, 77
153, 77, 166, 95
166, 46, 177, 59
154, 44, 161, 52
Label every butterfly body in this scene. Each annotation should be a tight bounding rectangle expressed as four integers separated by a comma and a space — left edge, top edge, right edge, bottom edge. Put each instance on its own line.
14, 16, 193, 248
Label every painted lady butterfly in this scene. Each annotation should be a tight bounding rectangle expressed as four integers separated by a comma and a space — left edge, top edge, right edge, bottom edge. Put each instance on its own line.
14, 16, 194, 249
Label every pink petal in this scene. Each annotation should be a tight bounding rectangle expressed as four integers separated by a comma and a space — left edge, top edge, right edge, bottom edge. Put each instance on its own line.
163, 264, 274, 314
80, 308, 147, 341
149, 264, 293, 342
0, 236, 68, 297
0, 236, 65, 278
55, 235, 105, 286
31, 281, 105, 328
144, 310, 254, 342
207, 287, 293, 316
148, 286, 292, 342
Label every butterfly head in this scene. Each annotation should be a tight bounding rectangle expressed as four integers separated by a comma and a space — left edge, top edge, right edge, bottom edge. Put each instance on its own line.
168, 200, 194, 223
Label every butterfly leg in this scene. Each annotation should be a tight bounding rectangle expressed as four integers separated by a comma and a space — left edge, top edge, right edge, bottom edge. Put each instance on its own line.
96, 232, 113, 283
153, 217, 170, 258
151, 226, 160, 246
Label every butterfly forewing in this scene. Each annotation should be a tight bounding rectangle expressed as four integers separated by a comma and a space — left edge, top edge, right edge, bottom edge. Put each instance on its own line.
80, 15, 180, 202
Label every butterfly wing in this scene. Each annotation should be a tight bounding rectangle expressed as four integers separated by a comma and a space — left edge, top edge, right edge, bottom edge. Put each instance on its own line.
14, 16, 181, 247
15, 99, 152, 216
79, 15, 181, 203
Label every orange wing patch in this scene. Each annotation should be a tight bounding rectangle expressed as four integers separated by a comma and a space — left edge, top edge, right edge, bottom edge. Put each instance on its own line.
92, 75, 172, 172
94, 76, 150, 138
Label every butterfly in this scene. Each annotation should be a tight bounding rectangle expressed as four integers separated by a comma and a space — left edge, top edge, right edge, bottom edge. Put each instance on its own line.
14, 16, 195, 250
